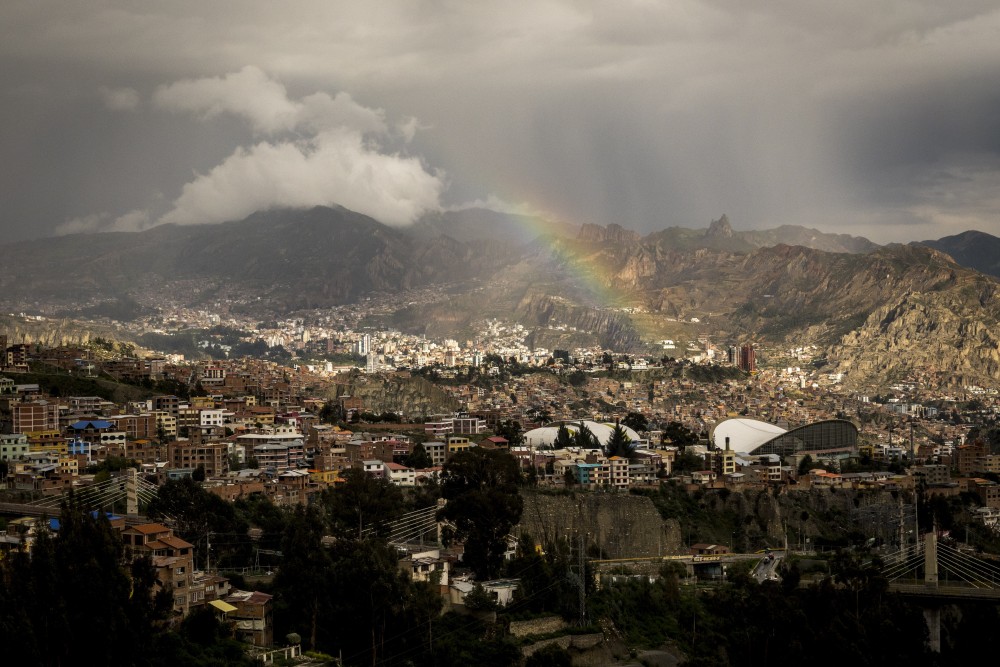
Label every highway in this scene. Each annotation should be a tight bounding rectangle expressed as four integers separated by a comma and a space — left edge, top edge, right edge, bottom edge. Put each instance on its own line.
752, 551, 782, 583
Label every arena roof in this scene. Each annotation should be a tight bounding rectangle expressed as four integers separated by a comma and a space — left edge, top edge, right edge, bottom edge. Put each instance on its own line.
524, 420, 641, 449
712, 418, 858, 457
712, 419, 787, 454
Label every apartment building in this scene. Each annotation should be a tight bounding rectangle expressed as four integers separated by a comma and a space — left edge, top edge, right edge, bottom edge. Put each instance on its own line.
12, 400, 60, 433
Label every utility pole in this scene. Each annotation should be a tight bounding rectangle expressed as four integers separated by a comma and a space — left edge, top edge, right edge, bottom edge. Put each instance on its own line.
898, 493, 905, 553
577, 532, 586, 627
567, 531, 588, 627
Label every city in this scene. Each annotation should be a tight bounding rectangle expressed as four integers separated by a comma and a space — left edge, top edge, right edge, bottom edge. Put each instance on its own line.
6, 2, 1000, 665
2, 313, 1000, 663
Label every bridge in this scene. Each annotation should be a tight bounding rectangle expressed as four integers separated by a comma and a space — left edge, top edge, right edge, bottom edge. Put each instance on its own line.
361, 503, 443, 547
0, 469, 161, 524
876, 531, 1000, 651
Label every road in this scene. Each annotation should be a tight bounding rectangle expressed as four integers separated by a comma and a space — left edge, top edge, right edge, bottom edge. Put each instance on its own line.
752, 552, 782, 583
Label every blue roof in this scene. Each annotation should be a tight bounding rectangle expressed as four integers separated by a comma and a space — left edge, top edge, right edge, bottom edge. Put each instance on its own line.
70, 420, 113, 430
49, 512, 122, 532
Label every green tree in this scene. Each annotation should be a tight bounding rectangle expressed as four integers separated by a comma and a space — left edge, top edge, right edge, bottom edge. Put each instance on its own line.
573, 423, 600, 450
672, 450, 704, 474
604, 420, 635, 459
146, 477, 251, 568
622, 411, 649, 433
462, 582, 497, 611
662, 421, 698, 446
0, 503, 167, 665
526, 407, 552, 424
440, 448, 524, 579
319, 401, 343, 423
405, 443, 433, 469
273, 504, 334, 650
526, 643, 572, 667
227, 453, 244, 472
496, 419, 526, 447
554, 424, 574, 449
321, 468, 404, 538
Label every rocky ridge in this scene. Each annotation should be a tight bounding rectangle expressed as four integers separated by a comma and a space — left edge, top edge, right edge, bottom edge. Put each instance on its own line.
5, 206, 1000, 389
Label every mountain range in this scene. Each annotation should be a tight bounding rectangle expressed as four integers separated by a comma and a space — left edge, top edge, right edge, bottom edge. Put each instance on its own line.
3, 205, 1000, 389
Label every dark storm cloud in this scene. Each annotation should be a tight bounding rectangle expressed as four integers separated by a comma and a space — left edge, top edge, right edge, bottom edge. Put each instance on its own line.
2, 1, 1000, 243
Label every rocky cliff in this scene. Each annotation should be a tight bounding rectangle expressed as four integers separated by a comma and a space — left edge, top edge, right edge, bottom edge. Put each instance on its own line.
519, 491, 683, 558
515, 292, 642, 350
830, 275, 1000, 388
330, 372, 459, 417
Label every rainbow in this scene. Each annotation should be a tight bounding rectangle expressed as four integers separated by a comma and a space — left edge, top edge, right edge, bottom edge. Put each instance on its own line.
500, 204, 641, 311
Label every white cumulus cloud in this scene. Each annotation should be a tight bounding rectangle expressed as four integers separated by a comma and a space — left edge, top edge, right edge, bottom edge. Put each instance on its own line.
148, 67, 443, 227
160, 130, 442, 227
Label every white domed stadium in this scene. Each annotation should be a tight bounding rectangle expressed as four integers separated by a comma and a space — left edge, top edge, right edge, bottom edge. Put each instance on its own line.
711, 417, 858, 457
712, 418, 788, 455
524, 420, 642, 449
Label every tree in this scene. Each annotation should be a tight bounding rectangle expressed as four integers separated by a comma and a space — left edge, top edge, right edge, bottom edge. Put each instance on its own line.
573, 423, 600, 450
554, 424, 574, 449
604, 420, 635, 459
526, 407, 552, 424
273, 520, 441, 664
322, 468, 404, 538
797, 454, 815, 476
496, 419, 526, 447
146, 477, 251, 568
319, 401, 343, 423
622, 411, 648, 433
192, 463, 206, 482
273, 504, 334, 651
440, 449, 524, 579
672, 450, 704, 474
662, 421, 698, 447
0, 503, 168, 665
526, 643, 572, 667
405, 443, 433, 469
462, 582, 497, 611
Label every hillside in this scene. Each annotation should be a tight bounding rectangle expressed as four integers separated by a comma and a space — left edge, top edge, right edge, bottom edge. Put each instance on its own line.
0, 206, 522, 313
4, 205, 1000, 388
917, 230, 1000, 279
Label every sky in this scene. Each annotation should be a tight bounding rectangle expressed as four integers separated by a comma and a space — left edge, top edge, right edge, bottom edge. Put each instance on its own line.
3, 1, 1000, 244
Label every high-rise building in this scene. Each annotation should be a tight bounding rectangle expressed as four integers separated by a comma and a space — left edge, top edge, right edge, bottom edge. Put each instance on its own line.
737, 344, 756, 373
355, 333, 372, 356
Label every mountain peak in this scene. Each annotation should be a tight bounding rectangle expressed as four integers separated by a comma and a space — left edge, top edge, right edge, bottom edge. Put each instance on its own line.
706, 215, 734, 238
